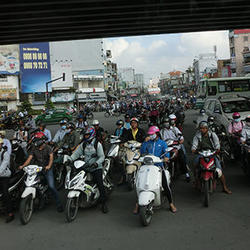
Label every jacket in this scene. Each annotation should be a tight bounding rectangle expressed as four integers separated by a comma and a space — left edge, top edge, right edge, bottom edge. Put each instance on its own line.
241, 125, 250, 143
0, 149, 11, 177
70, 138, 104, 172
122, 127, 146, 143
140, 138, 170, 166
58, 130, 79, 150
192, 131, 220, 151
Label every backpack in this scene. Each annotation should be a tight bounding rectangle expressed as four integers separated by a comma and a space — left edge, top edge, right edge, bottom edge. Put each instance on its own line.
231, 121, 244, 133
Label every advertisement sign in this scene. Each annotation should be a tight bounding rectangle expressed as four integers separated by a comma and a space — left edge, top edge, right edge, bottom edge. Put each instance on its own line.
0, 76, 18, 100
0, 88, 17, 100
51, 92, 75, 103
20, 42, 51, 93
0, 45, 19, 75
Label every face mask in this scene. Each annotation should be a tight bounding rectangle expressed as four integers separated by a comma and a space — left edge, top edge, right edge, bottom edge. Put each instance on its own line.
61, 125, 66, 130
149, 134, 157, 140
234, 118, 240, 123
170, 120, 175, 125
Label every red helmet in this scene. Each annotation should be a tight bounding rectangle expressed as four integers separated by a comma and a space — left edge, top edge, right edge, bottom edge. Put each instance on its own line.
148, 126, 160, 135
232, 112, 240, 119
34, 131, 45, 139
130, 117, 139, 124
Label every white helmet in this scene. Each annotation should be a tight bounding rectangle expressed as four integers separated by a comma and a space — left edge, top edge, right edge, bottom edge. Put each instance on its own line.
169, 114, 177, 120
92, 120, 100, 126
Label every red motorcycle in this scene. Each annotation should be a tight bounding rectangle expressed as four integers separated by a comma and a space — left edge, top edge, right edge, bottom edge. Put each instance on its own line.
198, 150, 217, 207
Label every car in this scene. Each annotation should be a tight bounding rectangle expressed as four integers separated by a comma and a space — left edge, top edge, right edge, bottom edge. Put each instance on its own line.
35, 109, 72, 125
203, 94, 250, 133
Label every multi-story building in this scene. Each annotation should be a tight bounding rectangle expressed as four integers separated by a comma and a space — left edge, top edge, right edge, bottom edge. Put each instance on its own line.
134, 73, 144, 89
217, 59, 231, 78
119, 67, 135, 88
229, 29, 250, 76
193, 53, 217, 84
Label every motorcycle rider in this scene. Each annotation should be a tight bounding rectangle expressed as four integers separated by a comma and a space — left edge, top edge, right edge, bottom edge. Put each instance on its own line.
114, 120, 127, 137
55, 122, 79, 153
160, 117, 190, 181
207, 116, 220, 134
191, 121, 232, 194
52, 120, 68, 145
122, 117, 146, 143
241, 115, 250, 144
13, 124, 28, 156
39, 123, 52, 142
0, 138, 14, 223
68, 127, 108, 213
124, 114, 131, 130
228, 112, 244, 159
76, 114, 88, 130
0, 131, 12, 156
92, 120, 105, 141
195, 109, 207, 128
19, 137, 64, 212
133, 126, 177, 214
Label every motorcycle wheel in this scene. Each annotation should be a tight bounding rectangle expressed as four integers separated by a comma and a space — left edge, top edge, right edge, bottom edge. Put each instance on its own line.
204, 180, 210, 207
114, 111, 121, 117
127, 173, 135, 191
139, 203, 153, 226
19, 194, 34, 225
104, 112, 110, 118
104, 175, 114, 196
54, 166, 65, 190
65, 197, 79, 223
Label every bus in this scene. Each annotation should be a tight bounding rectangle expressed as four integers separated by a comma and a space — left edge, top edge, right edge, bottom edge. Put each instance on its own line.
197, 77, 250, 98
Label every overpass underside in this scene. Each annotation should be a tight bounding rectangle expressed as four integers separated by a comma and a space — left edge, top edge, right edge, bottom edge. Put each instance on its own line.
1, 0, 250, 44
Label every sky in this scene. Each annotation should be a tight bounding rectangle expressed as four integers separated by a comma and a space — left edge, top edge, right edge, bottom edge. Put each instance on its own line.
104, 30, 230, 84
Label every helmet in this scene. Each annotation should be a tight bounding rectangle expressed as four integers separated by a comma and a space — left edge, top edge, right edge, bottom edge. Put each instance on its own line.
116, 120, 124, 126
130, 117, 139, 124
78, 114, 84, 119
0, 138, 3, 144
125, 114, 130, 119
84, 127, 96, 141
232, 112, 240, 119
200, 109, 205, 114
92, 120, 100, 126
60, 120, 67, 124
34, 131, 46, 139
199, 121, 209, 128
67, 122, 75, 130
148, 126, 160, 135
162, 117, 170, 123
0, 130, 6, 136
207, 116, 215, 123
169, 114, 177, 120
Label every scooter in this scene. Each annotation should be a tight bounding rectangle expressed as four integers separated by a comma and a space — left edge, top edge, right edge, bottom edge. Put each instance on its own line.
136, 155, 170, 226
19, 165, 48, 225
63, 156, 113, 222
124, 140, 141, 191
198, 150, 217, 207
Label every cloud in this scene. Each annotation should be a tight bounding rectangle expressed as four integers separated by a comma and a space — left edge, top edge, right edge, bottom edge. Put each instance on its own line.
104, 30, 230, 82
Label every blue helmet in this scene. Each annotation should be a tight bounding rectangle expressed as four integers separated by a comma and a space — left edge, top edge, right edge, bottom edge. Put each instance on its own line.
84, 127, 96, 142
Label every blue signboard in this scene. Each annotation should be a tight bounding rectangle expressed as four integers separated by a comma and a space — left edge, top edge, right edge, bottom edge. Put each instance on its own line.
20, 42, 51, 93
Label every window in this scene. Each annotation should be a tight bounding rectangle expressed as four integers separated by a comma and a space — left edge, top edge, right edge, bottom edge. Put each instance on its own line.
208, 86, 217, 96
244, 36, 248, 42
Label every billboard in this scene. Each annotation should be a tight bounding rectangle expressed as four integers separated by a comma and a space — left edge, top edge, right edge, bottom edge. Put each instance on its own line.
0, 45, 19, 75
20, 42, 51, 93
0, 76, 18, 100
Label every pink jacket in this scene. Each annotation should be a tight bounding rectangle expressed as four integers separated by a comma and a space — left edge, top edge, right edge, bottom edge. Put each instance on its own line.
228, 121, 244, 134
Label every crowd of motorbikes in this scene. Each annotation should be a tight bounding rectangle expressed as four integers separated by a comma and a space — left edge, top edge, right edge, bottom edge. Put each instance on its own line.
0, 96, 249, 227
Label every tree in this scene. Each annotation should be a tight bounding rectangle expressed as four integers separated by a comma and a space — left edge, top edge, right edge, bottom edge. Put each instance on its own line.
20, 100, 32, 113
45, 99, 55, 110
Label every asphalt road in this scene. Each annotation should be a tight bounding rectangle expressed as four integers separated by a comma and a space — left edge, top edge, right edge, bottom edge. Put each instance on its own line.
1, 110, 250, 250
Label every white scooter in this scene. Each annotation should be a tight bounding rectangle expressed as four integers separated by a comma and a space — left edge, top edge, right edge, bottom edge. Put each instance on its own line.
19, 165, 48, 225
63, 156, 113, 222
136, 155, 171, 226
124, 140, 141, 191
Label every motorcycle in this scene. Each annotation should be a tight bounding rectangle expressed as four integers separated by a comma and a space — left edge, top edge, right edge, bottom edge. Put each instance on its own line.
124, 140, 141, 191
19, 165, 48, 225
241, 139, 250, 177
166, 140, 181, 180
105, 135, 122, 183
136, 155, 170, 226
104, 109, 120, 118
63, 156, 113, 222
197, 150, 217, 207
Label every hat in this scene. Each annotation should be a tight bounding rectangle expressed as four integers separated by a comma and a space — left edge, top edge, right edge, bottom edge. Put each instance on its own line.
0, 138, 3, 144
0, 130, 6, 136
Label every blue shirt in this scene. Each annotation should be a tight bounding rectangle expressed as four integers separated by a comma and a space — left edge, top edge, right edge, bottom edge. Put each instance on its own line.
140, 138, 170, 166
124, 122, 131, 130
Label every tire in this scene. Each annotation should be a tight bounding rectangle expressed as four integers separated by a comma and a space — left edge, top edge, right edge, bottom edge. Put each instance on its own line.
65, 197, 79, 223
54, 166, 65, 190
204, 180, 209, 207
104, 175, 114, 196
127, 173, 135, 191
114, 111, 121, 117
104, 112, 110, 118
19, 194, 34, 225
139, 204, 153, 226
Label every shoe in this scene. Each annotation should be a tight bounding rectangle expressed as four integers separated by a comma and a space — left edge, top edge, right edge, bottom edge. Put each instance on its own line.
57, 205, 64, 213
5, 214, 15, 223
185, 173, 191, 183
101, 203, 109, 214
